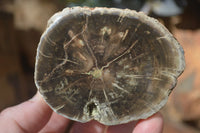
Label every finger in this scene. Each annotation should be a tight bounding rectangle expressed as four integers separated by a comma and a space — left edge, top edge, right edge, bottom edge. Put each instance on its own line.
70, 120, 106, 133
133, 112, 164, 133
39, 112, 70, 133
107, 121, 137, 133
0, 92, 53, 133
70, 120, 137, 133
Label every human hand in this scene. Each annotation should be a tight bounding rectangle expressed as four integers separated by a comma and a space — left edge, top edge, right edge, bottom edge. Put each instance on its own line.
0, 92, 163, 133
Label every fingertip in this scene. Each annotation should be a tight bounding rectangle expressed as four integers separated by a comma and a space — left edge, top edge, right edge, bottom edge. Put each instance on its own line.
70, 120, 105, 133
0, 91, 53, 133
39, 112, 70, 133
133, 112, 163, 133
29, 91, 45, 103
107, 121, 137, 133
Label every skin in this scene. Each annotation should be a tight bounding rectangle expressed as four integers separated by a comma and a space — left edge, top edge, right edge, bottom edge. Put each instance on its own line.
0, 92, 163, 133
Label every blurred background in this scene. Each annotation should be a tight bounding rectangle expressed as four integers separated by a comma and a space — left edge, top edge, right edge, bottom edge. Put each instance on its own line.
0, 0, 200, 132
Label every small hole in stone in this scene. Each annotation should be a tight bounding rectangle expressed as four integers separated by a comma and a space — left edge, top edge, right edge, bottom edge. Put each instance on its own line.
87, 102, 97, 116
104, 33, 110, 41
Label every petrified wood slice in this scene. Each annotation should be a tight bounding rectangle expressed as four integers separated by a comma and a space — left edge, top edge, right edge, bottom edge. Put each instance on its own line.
34, 7, 185, 125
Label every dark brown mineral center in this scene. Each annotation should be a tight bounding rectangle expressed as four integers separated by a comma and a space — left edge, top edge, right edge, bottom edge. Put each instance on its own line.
34, 7, 185, 125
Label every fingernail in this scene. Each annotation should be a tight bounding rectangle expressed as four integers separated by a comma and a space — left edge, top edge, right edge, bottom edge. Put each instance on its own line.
30, 91, 42, 102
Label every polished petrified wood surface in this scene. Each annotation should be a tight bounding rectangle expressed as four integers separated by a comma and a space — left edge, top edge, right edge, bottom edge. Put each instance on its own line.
34, 7, 185, 125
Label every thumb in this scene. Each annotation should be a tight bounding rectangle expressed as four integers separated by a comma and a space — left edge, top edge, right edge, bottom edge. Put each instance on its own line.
0, 92, 53, 133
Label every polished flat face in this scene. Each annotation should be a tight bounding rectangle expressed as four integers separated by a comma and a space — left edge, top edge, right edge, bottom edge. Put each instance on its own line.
34, 7, 185, 125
